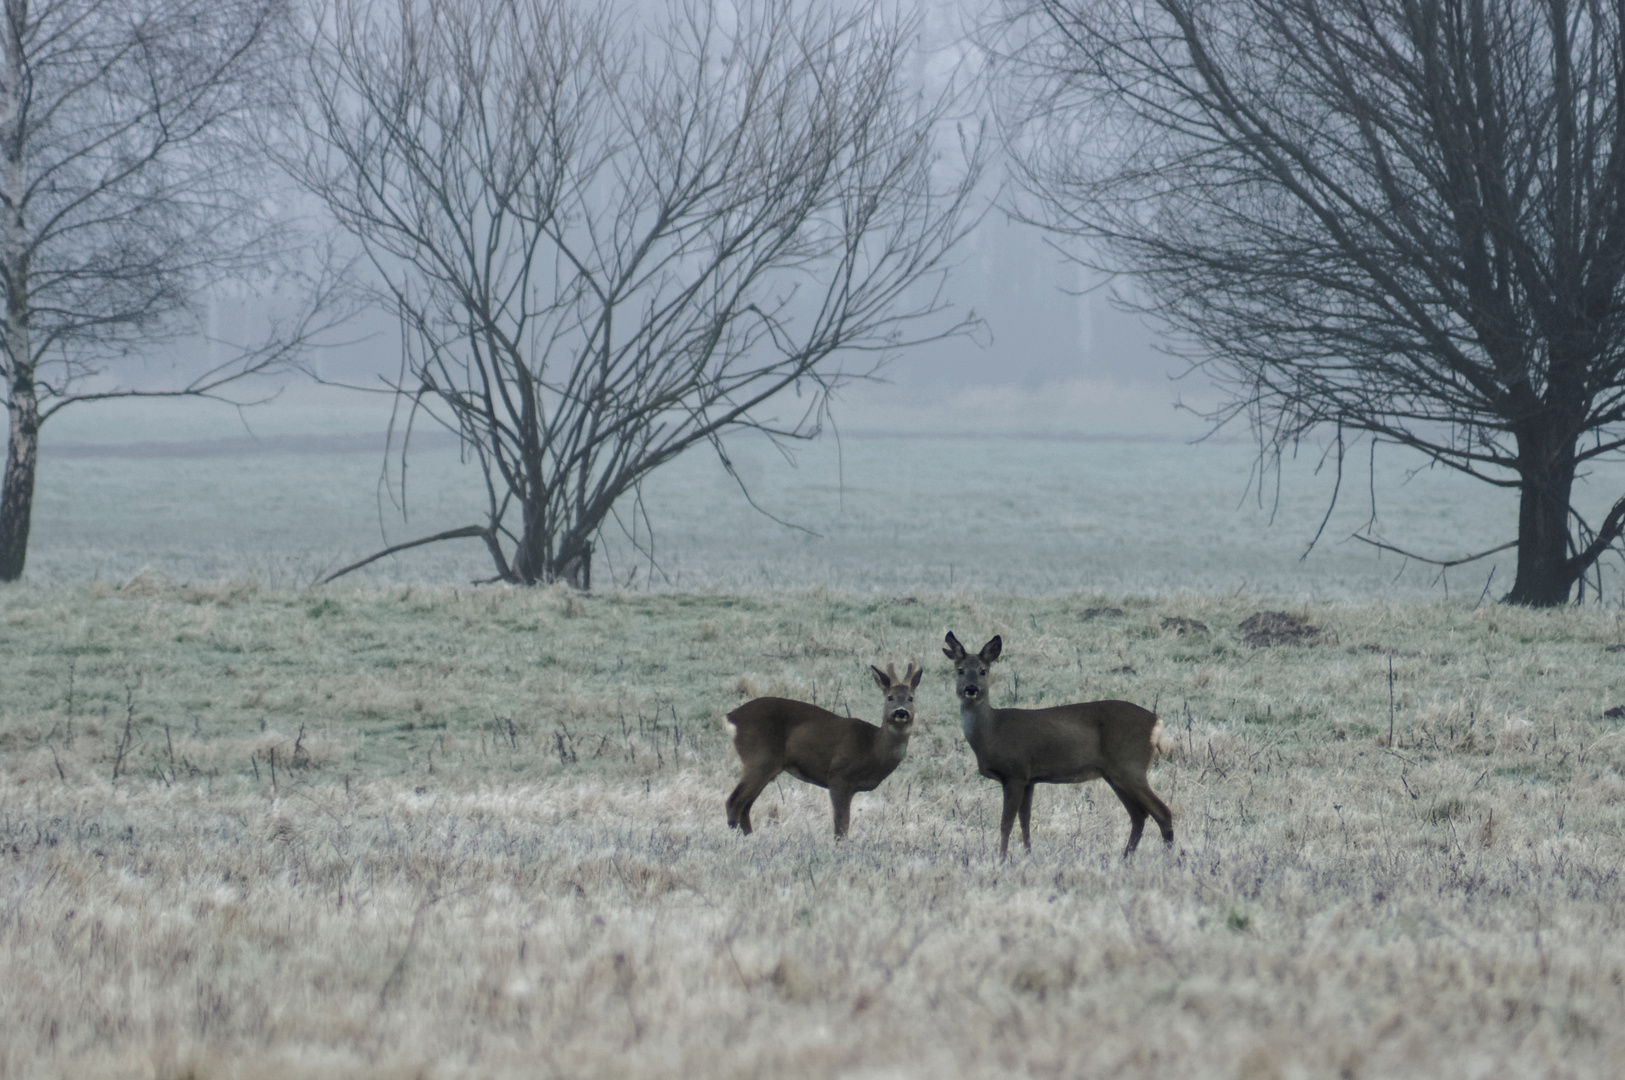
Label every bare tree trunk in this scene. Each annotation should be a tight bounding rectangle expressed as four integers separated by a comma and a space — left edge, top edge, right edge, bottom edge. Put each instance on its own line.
0, 361, 35, 581
511, 497, 547, 586
0, 0, 28, 582
1508, 430, 1579, 606
556, 544, 591, 591
515, 511, 591, 588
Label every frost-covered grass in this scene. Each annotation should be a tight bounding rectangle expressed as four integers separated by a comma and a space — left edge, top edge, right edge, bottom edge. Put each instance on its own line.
32, 425, 1625, 601
2, 581, 1624, 1078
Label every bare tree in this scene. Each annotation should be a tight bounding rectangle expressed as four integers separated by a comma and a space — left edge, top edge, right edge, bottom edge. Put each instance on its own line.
1000, 0, 1625, 605
0, 0, 345, 582
288, 0, 982, 589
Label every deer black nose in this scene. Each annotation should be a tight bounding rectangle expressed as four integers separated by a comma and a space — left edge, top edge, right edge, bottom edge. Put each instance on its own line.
963, 684, 979, 698
891, 709, 911, 721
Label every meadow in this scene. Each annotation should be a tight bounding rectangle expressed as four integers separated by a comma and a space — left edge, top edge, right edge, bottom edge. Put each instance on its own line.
31, 396, 1625, 601
2, 579, 1623, 1078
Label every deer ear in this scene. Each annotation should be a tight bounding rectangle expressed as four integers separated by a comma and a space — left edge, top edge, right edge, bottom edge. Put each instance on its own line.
980, 635, 1002, 663
943, 631, 966, 660
871, 664, 891, 689
908, 662, 923, 689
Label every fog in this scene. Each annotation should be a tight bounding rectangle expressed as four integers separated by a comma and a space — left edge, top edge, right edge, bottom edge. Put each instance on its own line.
72, 216, 1198, 444
44, 0, 1199, 448
42, 247, 1203, 476
30, 0, 1624, 601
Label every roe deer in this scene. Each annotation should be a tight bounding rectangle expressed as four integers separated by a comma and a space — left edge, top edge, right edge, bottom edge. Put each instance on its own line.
725, 662, 921, 838
944, 631, 1172, 858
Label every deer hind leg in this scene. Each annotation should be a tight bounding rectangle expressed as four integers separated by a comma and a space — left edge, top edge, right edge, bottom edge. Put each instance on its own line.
1112, 773, 1174, 852
1138, 780, 1174, 845
1104, 776, 1149, 856
726, 768, 779, 836
1018, 783, 1035, 851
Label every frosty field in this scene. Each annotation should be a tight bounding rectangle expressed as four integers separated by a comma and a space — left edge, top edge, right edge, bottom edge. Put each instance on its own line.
1, 582, 1623, 1079
4, 404, 1625, 1077
29, 402, 1625, 601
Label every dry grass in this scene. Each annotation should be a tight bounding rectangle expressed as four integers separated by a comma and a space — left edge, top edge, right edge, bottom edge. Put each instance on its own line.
2, 581, 1623, 1078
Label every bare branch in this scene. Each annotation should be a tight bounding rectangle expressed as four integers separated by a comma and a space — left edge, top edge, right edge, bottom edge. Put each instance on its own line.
1351, 534, 1519, 569
998, 0, 1625, 604
320, 525, 490, 585
283, 0, 982, 588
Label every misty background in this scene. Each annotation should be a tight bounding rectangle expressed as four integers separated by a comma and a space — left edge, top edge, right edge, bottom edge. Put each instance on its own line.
18, 0, 1625, 600
36, 207, 1598, 601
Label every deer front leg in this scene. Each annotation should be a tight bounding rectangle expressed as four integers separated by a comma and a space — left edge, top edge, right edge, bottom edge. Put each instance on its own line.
830, 786, 856, 838
999, 779, 1027, 857
1018, 783, 1035, 851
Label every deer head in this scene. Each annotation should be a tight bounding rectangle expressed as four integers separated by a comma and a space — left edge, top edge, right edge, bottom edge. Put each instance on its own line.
944, 631, 1001, 707
870, 661, 922, 730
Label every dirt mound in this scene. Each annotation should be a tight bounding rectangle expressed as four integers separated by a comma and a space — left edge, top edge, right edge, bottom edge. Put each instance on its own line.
1161, 616, 1209, 636
1239, 611, 1321, 647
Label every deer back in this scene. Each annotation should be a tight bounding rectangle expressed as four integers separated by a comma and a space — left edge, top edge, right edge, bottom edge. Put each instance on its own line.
728, 697, 873, 782
975, 700, 1159, 783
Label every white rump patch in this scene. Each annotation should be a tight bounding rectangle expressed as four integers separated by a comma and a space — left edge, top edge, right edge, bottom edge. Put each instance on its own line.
1150, 715, 1173, 756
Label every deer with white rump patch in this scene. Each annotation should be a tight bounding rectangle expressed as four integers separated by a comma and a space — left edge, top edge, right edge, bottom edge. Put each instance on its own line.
945, 632, 1173, 858
725, 662, 921, 838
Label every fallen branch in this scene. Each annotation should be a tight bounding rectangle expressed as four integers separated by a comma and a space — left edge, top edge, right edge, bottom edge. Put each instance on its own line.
321, 525, 489, 584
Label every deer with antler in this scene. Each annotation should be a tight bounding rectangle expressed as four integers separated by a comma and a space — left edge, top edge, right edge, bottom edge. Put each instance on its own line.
945, 632, 1173, 857
725, 662, 921, 838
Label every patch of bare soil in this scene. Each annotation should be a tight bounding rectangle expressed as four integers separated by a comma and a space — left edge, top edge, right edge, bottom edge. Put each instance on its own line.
1160, 616, 1208, 636
1239, 611, 1322, 647
1357, 643, 1420, 658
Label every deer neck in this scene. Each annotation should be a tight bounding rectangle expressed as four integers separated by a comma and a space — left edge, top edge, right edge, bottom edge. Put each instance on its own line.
959, 696, 995, 745
877, 720, 912, 762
